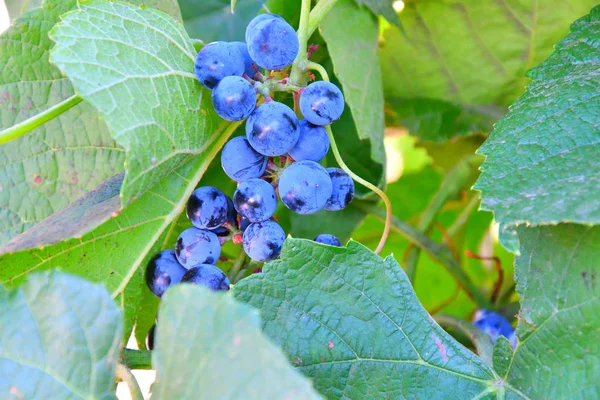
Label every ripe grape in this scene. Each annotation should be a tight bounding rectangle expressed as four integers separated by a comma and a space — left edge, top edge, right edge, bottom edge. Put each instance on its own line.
194, 41, 244, 90
175, 228, 221, 268
212, 76, 256, 121
325, 168, 355, 211
145, 249, 187, 298
246, 101, 299, 156
314, 234, 342, 247
231, 41, 259, 78
300, 81, 345, 125
187, 186, 228, 229
279, 160, 333, 214
182, 264, 230, 291
473, 310, 517, 348
221, 136, 267, 182
242, 220, 286, 262
233, 178, 277, 223
246, 15, 299, 70
289, 120, 330, 162
245, 14, 283, 43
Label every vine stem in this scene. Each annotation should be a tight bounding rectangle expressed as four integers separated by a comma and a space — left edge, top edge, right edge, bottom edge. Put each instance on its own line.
307, 0, 340, 37
120, 349, 152, 370
434, 314, 494, 368
116, 364, 144, 400
0, 95, 82, 145
326, 126, 392, 254
228, 251, 247, 284
290, 0, 313, 86
306, 61, 329, 81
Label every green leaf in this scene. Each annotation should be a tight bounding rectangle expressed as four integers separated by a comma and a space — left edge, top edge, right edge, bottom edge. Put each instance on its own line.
380, 0, 597, 139
475, 7, 600, 226
321, 0, 385, 164
119, 265, 144, 342
507, 224, 600, 398
134, 286, 160, 349
139, 0, 182, 19
492, 336, 513, 378
4, 0, 42, 20
0, 1, 126, 248
179, 0, 265, 42
234, 239, 517, 398
0, 121, 237, 296
0, 271, 123, 399
50, 1, 218, 205
354, 0, 399, 26
152, 285, 323, 399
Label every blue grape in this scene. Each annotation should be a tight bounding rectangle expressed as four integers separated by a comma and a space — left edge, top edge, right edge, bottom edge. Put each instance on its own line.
182, 264, 230, 291
212, 76, 256, 121
232, 41, 259, 78
325, 168, 355, 211
145, 249, 187, 298
175, 227, 221, 268
246, 16, 299, 70
245, 14, 283, 43
300, 81, 345, 125
221, 136, 267, 182
187, 186, 228, 229
314, 234, 342, 247
279, 160, 333, 214
146, 324, 156, 350
240, 216, 251, 231
194, 41, 245, 90
246, 101, 299, 156
242, 220, 286, 262
473, 310, 517, 348
233, 178, 277, 223
288, 120, 330, 162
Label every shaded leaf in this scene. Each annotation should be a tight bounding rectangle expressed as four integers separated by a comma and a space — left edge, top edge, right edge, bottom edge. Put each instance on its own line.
354, 0, 399, 26
234, 239, 518, 398
119, 265, 144, 342
153, 285, 322, 399
50, 1, 219, 205
475, 7, 600, 225
0, 271, 122, 399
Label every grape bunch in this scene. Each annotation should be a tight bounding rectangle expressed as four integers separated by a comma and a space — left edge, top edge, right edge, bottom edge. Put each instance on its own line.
144, 13, 355, 346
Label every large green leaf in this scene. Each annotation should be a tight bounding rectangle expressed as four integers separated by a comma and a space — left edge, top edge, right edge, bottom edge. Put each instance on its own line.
0, 271, 123, 399
4, 0, 42, 20
50, 1, 216, 205
475, 6, 600, 226
354, 0, 399, 26
153, 285, 322, 399
235, 239, 523, 398
0, 120, 237, 296
380, 0, 596, 141
179, 0, 265, 42
506, 224, 600, 398
321, 0, 385, 163
0, 1, 125, 248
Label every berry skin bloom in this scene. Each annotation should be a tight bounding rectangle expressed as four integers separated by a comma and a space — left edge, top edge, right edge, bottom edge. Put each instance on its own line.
300, 81, 345, 125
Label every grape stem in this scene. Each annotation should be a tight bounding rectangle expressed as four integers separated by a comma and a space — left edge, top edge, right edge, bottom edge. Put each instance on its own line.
290, 0, 313, 86
326, 126, 392, 255
116, 364, 144, 400
228, 251, 247, 284
307, 0, 340, 37
306, 61, 329, 81
120, 349, 152, 370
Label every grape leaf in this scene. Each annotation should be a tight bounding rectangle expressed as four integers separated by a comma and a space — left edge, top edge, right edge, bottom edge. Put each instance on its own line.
354, 0, 399, 26
0, 120, 237, 296
179, 0, 265, 42
153, 285, 323, 399
475, 6, 600, 226
0, 271, 122, 399
235, 239, 524, 398
321, 0, 385, 165
50, 1, 216, 205
119, 265, 144, 342
507, 224, 600, 398
380, 0, 597, 141
4, 0, 42, 20
0, 1, 125, 248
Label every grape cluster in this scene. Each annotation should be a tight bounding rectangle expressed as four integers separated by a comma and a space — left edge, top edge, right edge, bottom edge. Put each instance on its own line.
144, 13, 354, 346
472, 309, 517, 348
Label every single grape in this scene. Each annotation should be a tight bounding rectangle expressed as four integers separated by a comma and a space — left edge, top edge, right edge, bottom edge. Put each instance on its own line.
300, 81, 345, 125
242, 220, 286, 262
288, 120, 330, 162
314, 234, 342, 247
240, 216, 251, 231
246, 102, 299, 156
145, 249, 187, 298
325, 168, 355, 211
211, 76, 256, 121
246, 16, 299, 70
146, 324, 156, 350
473, 310, 517, 348
175, 228, 221, 268
221, 136, 268, 182
245, 14, 283, 43
194, 41, 245, 90
187, 186, 228, 229
231, 41, 259, 78
182, 264, 230, 291
279, 160, 333, 214
233, 178, 277, 223
224, 195, 238, 228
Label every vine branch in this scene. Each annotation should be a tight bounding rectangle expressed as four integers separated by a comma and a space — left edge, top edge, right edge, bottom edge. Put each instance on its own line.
120, 348, 152, 370
116, 364, 144, 400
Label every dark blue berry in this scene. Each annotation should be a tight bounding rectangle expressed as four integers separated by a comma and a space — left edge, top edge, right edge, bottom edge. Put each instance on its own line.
314, 234, 342, 247
194, 42, 245, 90
187, 186, 228, 230
300, 81, 345, 125
175, 228, 221, 268
182, 264, 230, 291
212, 76, 256, 121
145, 249, 187, 298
